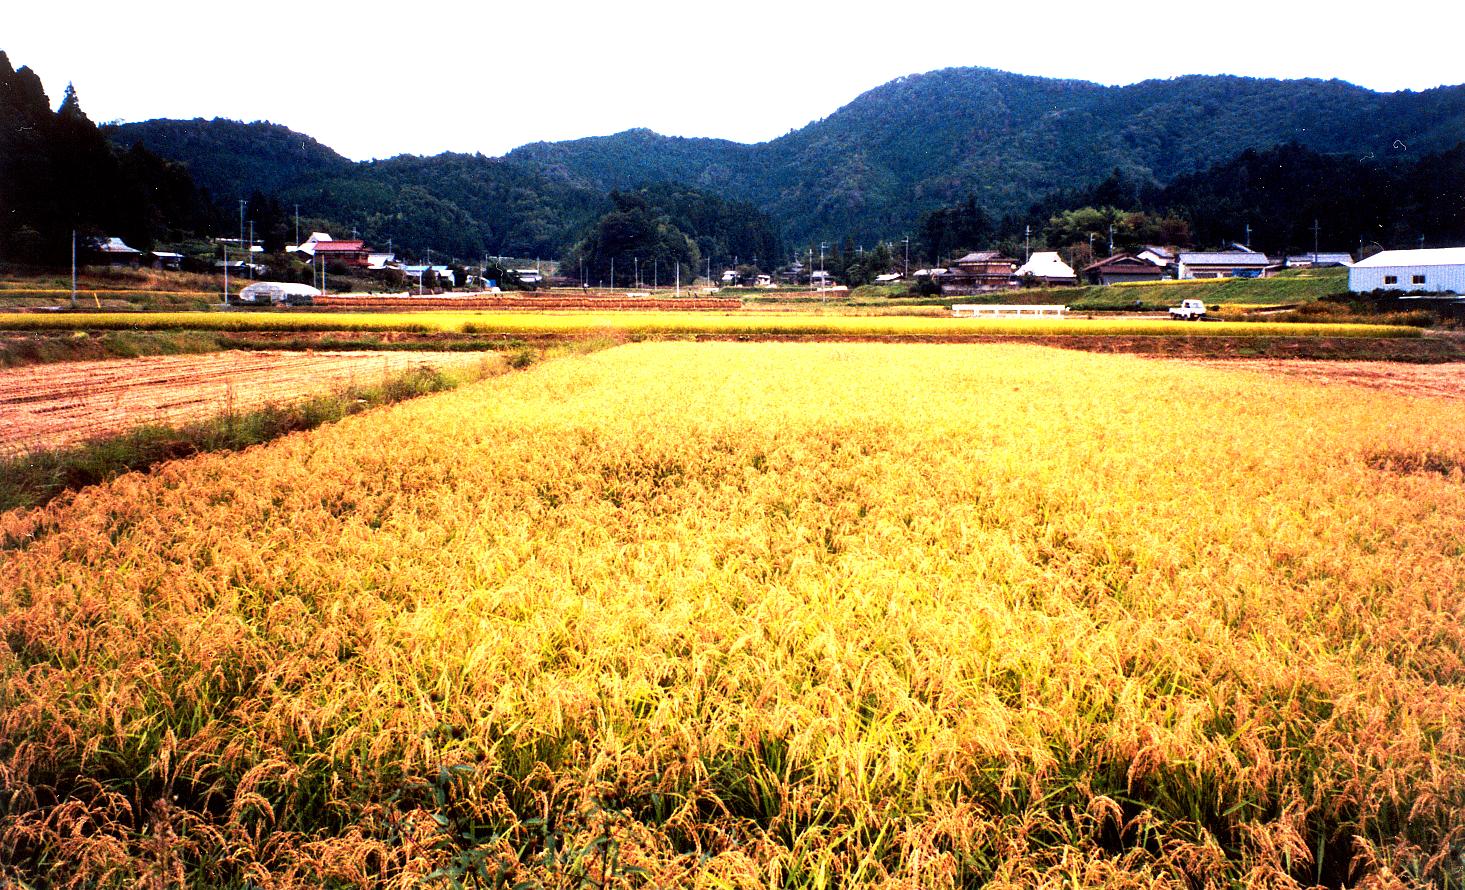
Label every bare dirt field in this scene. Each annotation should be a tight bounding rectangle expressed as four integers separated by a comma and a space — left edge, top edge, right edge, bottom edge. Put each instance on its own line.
0, 350, 494, 455
1167, 358, 1465, 401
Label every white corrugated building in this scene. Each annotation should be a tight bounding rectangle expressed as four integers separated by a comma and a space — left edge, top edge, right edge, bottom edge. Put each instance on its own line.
1349, 248, 1465, 295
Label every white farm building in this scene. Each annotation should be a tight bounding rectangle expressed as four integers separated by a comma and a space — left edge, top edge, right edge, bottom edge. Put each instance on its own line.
1349, 248, 1465, 295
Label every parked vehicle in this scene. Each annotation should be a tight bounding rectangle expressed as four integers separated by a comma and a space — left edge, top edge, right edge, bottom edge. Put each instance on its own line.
1169, 298, 1207, 320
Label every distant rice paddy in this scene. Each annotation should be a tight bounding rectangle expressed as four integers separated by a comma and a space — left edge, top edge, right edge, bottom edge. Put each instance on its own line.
0, 310, 1423, 338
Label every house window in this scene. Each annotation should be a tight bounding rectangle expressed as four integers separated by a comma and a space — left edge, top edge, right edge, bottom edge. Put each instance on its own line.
1384, 275, 1398, 284
1412, 274, 1426, 284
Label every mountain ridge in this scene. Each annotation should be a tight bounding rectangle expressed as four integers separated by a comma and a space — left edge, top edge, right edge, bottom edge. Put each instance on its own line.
106, 66, 1465, 253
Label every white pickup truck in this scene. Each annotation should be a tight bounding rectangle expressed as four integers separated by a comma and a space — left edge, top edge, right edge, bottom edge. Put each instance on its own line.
1168, 298, 1207, 320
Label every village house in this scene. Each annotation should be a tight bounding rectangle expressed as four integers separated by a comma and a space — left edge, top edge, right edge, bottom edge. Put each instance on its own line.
311, 239, 370, 268
945, 251, 1018, 293
1014, 251, 1077, 286
1083, 254, 1168, 285
1136, 245, 1176, 271
287, 232, 335, 257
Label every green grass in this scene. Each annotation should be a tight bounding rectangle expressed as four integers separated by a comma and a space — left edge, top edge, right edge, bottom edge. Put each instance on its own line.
0, 330, 227, 368
1011, 267, 1351, 310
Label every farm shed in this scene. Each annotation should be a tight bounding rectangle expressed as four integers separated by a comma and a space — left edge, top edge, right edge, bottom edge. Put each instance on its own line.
88, 236, 142, 267
149, 250, 184, 270
1015, 251, 1077, 285
1349, 247, 1465, 295
1177, 251, 1274, 279
1285, 252, 1353, 268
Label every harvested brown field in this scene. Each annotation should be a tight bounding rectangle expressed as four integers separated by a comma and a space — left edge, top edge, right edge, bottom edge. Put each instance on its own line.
1171, 358, 1465, 401
0, 350, 494, 455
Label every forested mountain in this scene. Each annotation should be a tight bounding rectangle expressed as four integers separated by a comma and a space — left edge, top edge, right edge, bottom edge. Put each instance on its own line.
0, 52, 214, 264
105, 118, 353, 198
505, 68, 1465, 247
96, 66, 1465, 260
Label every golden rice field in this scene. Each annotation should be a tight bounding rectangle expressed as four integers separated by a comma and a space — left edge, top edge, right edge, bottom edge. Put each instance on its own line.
0, 309, 1423, 339
1, 342, 1462, 888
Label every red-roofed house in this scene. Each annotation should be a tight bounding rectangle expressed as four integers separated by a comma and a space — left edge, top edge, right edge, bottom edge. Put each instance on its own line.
311, 240, 370, 267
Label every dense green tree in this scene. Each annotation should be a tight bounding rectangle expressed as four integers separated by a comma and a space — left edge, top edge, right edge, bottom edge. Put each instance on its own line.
562, 201, 700, 288
918, 197, 992, 264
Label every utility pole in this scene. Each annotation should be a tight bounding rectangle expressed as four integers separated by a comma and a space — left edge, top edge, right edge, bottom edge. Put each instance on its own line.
1244, 222, 1252, 250
1026, 225, 1033, 261
675, 261, 680, 297
248, 220, 255, 278
902, 236, 909, 278
634, 255, 639, 289
238, 200, 245, 261
70, 230, 77, 309
222, 242, 229, 306
1106, 224, 1113, 257
1312, 219, 1320, 265
294, 204, 300, 246
611, 257, 615, 290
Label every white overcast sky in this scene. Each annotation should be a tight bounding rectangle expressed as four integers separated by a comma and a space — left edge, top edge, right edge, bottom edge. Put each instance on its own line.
7, 0, 1463, 161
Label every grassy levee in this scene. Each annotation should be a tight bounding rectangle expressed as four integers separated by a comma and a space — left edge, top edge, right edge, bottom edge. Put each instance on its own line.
1010, 267, 1351, 310
0, 330, 227, 367
0, 356, 504, 513
0, 309, 1421, 338
1, 343, 1461, 886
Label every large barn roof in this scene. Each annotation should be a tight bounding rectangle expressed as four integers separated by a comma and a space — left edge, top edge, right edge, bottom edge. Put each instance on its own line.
1353, 247, 1465, 268
1179, 251, 1273, 265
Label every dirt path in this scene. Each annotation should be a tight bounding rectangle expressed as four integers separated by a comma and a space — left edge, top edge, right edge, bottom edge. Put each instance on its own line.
0, 350, 494, 455
1163, 358, 1465, 401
